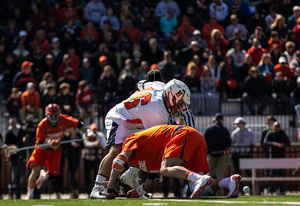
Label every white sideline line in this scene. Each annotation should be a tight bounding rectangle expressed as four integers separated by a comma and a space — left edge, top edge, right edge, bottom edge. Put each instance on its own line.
151, 199, 300, 205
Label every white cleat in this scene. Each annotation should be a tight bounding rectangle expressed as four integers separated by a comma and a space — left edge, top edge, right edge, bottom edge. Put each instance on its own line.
120, 170, 140, 189
36, 169, 47, 189
190, 175, 213, 199
89, 182, 108, 199
227, 174, 242, 198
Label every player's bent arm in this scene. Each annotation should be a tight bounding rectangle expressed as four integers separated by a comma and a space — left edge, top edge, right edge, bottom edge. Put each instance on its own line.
107, 150, 133, 189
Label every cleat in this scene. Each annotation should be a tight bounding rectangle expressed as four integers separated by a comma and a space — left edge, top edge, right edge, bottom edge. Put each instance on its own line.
36, 169, 47, 189
190, 175, 213, 199
120, 170, 140, 189
227, 174, 242, 198
89, 182, 108, 199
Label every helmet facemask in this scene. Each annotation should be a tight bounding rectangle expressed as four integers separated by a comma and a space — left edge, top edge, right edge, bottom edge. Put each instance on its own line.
45, 104, 60, 127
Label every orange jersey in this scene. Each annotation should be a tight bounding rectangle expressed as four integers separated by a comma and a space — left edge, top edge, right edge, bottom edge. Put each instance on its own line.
122, 125, 209, 174
36, 114, 78, 143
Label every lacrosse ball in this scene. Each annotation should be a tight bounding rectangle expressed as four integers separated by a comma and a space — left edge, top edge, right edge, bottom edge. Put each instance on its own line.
243, 186, 250, 193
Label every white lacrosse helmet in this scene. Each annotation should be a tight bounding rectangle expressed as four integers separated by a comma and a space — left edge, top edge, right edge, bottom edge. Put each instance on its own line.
163, 79, 190, 112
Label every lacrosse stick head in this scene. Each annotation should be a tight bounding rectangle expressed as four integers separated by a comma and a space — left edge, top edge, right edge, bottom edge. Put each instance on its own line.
2, 144, 18, 159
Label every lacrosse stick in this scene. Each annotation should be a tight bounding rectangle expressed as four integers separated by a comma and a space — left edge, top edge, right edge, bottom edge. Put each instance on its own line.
1, 135, 94, 160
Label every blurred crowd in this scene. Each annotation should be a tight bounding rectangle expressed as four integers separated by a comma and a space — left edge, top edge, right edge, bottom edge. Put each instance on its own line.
1, 0, 300, 122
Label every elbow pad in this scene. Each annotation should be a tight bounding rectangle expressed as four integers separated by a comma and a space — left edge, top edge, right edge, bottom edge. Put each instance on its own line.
112, 153, 128, 172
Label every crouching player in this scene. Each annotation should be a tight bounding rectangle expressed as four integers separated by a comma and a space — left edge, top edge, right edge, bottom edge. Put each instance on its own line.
103, 124, 241, 199
25, 103, 94, 199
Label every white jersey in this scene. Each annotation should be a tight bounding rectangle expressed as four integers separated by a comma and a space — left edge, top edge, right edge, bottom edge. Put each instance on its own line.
105, 82, 169, 143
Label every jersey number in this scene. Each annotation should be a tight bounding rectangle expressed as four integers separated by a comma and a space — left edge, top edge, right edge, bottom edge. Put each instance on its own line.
124, 92, 152, 109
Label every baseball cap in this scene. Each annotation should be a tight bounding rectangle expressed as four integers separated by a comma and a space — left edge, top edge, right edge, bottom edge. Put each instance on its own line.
146, 69, 163, 82
234, 117, 246, 124
279, 56, 286, 63
89, 123, 98, 130
19, 30, 27, 37
46, 54, 54, 59
193, 30, 201, 35
27, 82, 34, 89
293, 6, 300, 12
83, 57, 89, 62
215, 113, 223, 121
52, 37, 59, 44
99, 55, 107, 62
22, 61, 33, 68
150, 64, 158, 70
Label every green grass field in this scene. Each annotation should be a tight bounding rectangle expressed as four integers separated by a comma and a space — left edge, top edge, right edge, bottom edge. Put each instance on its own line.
1, 196, 300, 206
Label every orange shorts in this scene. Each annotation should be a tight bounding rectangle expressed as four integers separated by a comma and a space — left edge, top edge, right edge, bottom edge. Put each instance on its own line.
163, 127, 209, 173
27, 147, 62, 176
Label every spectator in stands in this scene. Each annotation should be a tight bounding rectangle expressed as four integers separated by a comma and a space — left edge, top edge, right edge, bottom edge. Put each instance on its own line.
26, 2, 47, 30
287, 6, 300, 29
49, 38, 63, 69
100, 7, 120, 31
141, 38, 163, 66
271, 71, 291, 114
57, 54, 79, 80
263, 121, 291, 195
268, 31, 283, 53
183, 5, 204, 30
248, 26, 268, 50
201, 67, 219, 115
41, 83, 58, 110
98, 65, 119, 116
76, 80, 96, 124
177, 16, 195, 46
274, 56, 293, 80
6, 87, 22, 121
136, 61, 149, 81
204, 113, 231, 179
136, 7, 158, 35
293, 18, 300, 46
56, 67, 78, 97
12, 61, 37, 92
118, 5, 135, 27
12, 40, 29, 64
44, 17, 60, 42
227, 0, 251, 25
159, 9, 178, 41
189, 30, 208, 50
206, 54, 221, 80
261, 115, 277, 148
79, 31, 99, 58
237, 53, 254, 95
5, 117, 27, 199
182, 63, 202, 115
247, 38, 267, 66
157, 50, 179, 82
50, 2, 65, 23
283, 41, 296, 65
291, 67, 300, 90
230, 117, 255, 180
220, 54, 238, 99
57, 83, 76, 116
82, 123, 106, 195
227, 39, 246, 68
290, 50, 300, 71
242, 66, 270, 115
118, 19, 141, 44
0, 53, 17, 99
32, 29, 50, 55
209, 0, 228, 23
39, 72, 55, 94
269, 44, 282, 66
271, 15, 288, 43
291, 76, 300, 124
79, 58, 94, 89
225, 14, 248, 42
278, 0, 295, 21
118, 66, 137, 100
265, 5, 279, 32
62, 0, 79, 24
187, 54, 205, 78
154, 0, 181, 18
84, 0, 106, 25
258, 53, 274, 85
165, 30, 185, 59
202, 14, 225, 44
80, 21, 99, 42
20, 82, 43, 124
209, 29, 229, 63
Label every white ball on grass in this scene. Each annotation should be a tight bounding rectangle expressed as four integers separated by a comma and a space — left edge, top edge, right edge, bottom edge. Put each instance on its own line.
243, 186, 250, 193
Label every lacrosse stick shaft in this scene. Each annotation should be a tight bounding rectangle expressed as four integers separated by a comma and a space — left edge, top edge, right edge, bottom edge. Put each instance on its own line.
16, 138, 87, 152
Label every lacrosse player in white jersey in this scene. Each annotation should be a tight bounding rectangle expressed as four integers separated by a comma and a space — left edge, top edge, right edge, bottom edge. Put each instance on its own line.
90, 69, 195, 199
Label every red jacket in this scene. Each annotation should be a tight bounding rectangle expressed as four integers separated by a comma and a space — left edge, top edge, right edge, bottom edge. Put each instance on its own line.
274, 64, 293, 79
247, 46, 267, 66
118, 27, 141, 43
76, 89, 94, 108
268, 38, 283, 52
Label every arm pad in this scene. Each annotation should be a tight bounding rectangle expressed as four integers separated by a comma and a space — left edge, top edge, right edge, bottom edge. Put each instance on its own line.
112, 153, 129, 172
